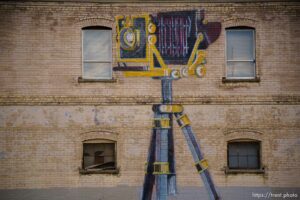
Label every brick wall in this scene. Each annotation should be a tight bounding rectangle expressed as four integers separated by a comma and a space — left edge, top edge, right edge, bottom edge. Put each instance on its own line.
0, 1, 299, 190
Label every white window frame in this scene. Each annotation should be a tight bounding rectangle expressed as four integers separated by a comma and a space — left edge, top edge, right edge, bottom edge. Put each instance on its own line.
225, 28, 256, 79
81, 27, 112, 80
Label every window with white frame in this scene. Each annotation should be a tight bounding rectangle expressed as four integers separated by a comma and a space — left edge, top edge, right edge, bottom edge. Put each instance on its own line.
226, 27, 256, 79
82, 26, 112, 79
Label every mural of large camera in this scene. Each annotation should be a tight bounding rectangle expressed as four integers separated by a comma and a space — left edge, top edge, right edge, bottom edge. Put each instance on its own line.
114, 10, 221, 79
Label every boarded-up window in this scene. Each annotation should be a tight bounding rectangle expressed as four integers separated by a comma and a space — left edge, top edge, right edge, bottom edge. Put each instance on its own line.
228, 141, 260, 169
82, 26, 112, 79
226, 27, 255, 79
83, 140, 116, 171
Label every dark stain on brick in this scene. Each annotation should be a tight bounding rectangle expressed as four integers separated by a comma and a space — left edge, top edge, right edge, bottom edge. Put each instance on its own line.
93, 108, 100, 126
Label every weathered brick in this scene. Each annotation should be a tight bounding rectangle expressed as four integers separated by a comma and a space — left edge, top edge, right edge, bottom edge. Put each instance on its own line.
0, 0, 299, 193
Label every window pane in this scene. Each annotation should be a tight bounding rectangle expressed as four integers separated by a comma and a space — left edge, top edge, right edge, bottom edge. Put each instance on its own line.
227, 30, 254, 60
248, 156, 259, 169
228, 144, 239, 156
227, 61, 255, 78
228, 142, 260, 169
83, 143, 115, 170
247, 143, 259, 155
83, 62, 112, 79
83, 29, 112, 61
229, 156, 239, 168
238, 145, 248, 156
238, 156, 248, 168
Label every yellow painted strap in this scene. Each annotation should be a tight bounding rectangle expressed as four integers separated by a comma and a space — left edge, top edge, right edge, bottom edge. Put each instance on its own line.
177, 114, 191, 128
195, 159, 209, 174
159, 104, 183, 113
153, 162, 170, 175
153, 118, 170, 129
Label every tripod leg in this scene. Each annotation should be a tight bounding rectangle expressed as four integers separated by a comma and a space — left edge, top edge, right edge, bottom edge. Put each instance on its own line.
141, 129, 156, 200
154, 113, 169, 200
161, 74, 177, 196
175, 112, 220, 200
167, 114, 177, 196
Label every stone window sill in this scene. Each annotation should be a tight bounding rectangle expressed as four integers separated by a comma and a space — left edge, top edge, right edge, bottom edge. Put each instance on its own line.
224, 167, 265, 175
222, 77, 260, 83
79, 168, 119, 175
78, 77, 117, 83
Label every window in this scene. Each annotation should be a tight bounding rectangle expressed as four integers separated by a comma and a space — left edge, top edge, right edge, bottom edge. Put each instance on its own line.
82, 26, 112, 79
226, 27, 255, 79
227, 141, 260, 169
82, 139, 116, 173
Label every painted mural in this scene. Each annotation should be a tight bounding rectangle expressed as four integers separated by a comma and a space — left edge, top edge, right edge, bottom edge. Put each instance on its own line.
114, 10, 221, 79
114, 10, 222, 200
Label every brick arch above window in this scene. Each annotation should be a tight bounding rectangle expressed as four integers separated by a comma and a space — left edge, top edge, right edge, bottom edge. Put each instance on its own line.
79, 130, 118, 142
223, 128, 264, 142
227, 138, 261, 143
222, 17, 257, 28
224, 128, 263, 135
75, 17, 115, 37
76, 17, 114, 28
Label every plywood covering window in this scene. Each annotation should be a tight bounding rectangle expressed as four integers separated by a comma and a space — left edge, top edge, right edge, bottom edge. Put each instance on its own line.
82, 139, 116, 172
226, 27, 256, 79
82, 26, 112, 79
227, 141, 260, 169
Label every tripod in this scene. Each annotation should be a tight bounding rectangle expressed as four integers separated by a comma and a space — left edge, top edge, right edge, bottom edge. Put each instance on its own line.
141, 78, 219, 200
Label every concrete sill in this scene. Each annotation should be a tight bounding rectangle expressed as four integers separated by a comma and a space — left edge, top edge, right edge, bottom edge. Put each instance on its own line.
224, 167, 265, 175
78, 77, 117, 83
79, 168, 119, 175
222, 77, 260, 83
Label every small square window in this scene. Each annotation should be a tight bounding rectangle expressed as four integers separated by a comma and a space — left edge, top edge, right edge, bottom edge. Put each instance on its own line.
226, 27, 256, 79
82, 140, 116, 171
82, 27, 112, 79
227, 141, 260, 169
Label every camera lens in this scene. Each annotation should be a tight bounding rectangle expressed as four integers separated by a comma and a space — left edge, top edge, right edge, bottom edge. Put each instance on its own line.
125, 31, 134, 43
120, 28, 137, 50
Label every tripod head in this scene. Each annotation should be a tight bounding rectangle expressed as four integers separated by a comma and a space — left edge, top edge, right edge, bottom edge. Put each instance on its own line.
113, 10, 221, 80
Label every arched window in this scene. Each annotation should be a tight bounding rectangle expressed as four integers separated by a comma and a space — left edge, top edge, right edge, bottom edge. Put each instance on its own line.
82, 26, 112, 79
82, 139, 117, 173
225, 26, 256, 79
